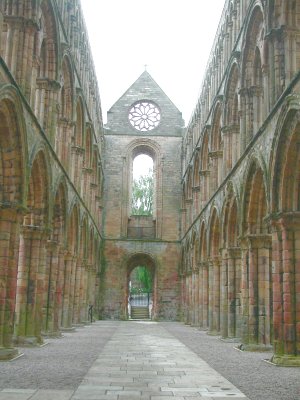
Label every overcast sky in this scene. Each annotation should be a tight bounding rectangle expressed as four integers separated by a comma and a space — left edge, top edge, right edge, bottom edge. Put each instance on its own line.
80, 1, 226, 126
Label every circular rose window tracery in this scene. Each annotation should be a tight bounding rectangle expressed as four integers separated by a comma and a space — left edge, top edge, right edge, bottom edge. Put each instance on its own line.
128, 101, 161, 131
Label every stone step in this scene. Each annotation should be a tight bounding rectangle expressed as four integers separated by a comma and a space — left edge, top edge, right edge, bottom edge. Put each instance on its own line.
131, 306, 150, 319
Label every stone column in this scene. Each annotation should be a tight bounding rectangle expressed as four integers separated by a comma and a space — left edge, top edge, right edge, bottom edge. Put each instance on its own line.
199, 261, 209, 329
73, 257, 84, 325
61, 253, 76, 330
199, 170, 210, 209
193, 266, 200, 327
14, 225, 48, 346
239, 88, 251, 149
208, 259, 214, 333
240, 234, 272, 350
220, 249, 229, 338
212, 256, 221, 334
81, 168, 93, 205
0, 208, 23, 360
208, 151, 223, 194
42, 240, 61, 336
80, 261, 89, 323
71, 146, 85, 190
271, 213, 300, 366
185, 273, 191, 324
220, 247, 241, 339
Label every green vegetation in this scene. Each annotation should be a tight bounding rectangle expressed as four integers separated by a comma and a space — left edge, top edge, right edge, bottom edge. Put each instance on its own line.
131, 169, 153, 216
131, 266, 152, 293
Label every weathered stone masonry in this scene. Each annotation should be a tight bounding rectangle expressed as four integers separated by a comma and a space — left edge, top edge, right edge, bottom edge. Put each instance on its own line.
181, 0, 300, 366
0, 0, 299, 369
0, 0, 104, 359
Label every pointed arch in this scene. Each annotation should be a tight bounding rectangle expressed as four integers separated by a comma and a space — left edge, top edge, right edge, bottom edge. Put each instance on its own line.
25, 149, 51, 226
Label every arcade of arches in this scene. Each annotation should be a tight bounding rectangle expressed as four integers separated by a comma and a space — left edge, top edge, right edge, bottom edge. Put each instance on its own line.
0, 0, 299, 367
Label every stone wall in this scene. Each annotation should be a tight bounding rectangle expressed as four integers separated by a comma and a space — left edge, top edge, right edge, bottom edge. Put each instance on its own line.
101, 71, 183, 320
0, 0, 104, 359
181, 0, 300, 366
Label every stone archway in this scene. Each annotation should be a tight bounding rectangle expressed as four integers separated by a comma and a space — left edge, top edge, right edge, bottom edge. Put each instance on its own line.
126, 253, 157, 320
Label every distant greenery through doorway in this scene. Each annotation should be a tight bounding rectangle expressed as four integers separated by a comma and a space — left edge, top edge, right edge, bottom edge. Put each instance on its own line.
130, 266, 152, 294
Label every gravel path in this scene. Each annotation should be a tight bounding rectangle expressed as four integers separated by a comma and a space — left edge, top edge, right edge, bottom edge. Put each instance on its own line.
0, 322, 120, 390
161, 322, 300, 400
0, 320, 299, 400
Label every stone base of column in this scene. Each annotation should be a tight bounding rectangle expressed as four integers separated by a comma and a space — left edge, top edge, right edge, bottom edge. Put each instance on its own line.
271, 354, 300, 367
73, 323, 86, 328
42, 330, 63, 338
207, 330, 220, 336
0, 347, 20, 361
237, 343, 273, 352
60, 327, 76, 333
220, 337, 240, 343
13, 335, 43, 347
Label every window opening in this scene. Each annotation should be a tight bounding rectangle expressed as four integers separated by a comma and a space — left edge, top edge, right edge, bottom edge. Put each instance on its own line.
131, 154, 153, 216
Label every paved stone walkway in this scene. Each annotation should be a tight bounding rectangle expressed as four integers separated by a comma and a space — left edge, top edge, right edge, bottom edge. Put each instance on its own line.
0, 321, 248, 400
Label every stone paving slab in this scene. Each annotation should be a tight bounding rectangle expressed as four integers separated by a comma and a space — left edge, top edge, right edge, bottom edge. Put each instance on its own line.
71, 321, 248, 400
0, 321, 250, 399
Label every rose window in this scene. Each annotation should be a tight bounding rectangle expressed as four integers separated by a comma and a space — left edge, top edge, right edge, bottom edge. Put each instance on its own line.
128, 101, 161, 131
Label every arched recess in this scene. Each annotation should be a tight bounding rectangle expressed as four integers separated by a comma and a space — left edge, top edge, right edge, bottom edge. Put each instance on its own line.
0, 93, 27, 358
208, 207, 221, 334
15, 149, 51, 345
81, 124, 94, 204
188, 230, 199, 326
199, 130, 210, 208
269, 106, 300, 364
224, 62, 240, 170
221, 188, 242, 339
210, 103, 223, 190
240, 5, 266, 145
126, 252, 157, 320
199, 221, 209, 329
181, 183, 187, 235
57, 55, 74, 168
71, 98, 85, 189
122, 140, 162, 239
34, 0, 59, 133
89, 150, 101, 220
72, 216, 87, 325
240, 158, 272, 349
61, 203, 80, 329
186, 169, 193, 226
192, 153, 201, 218
43, 179, 67, 335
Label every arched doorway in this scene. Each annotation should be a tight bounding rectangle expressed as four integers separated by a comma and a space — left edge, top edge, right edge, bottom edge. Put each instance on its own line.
126, 253, 157, 320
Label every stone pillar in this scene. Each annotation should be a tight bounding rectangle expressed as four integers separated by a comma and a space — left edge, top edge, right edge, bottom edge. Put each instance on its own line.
239, 88, 251, 149
240, 234, 272, 350
271, 213, 300, 366
80, 261, 89, 322
35, 79, 60, 138
193, 266, 200, 327
61, 253, 76, 330
208, 151, 223, 194
220, 249, 228, 338
71, 146, 85, 190
42, 240, 61, 336
14, 225, 48, 346
185, 273, 191, 324
0, 209, 23, 360
199, 261, 209, 329
220, 247, 241, 339
81, 168, 93, 205
212, 256, 221, 334
199, 170, 210, 209
56, 248, 67, 330
73, 258, 84, 325
208, 259, 214, 333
